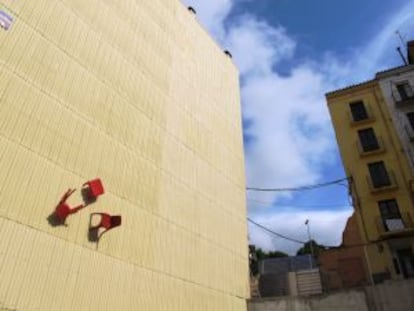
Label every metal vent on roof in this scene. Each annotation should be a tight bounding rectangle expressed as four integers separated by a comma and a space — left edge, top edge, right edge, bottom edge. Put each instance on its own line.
224, 50, 232, 58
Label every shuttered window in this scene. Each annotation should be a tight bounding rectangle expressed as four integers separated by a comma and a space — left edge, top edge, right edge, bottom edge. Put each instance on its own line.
350, 101, 368, 122
358, 128, 379, 152
368, 161, 391, 188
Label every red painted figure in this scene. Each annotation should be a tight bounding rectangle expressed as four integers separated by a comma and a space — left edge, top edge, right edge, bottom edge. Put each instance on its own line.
54, 189, 85, 223
83, 179, 105, 199
89, 213, 122, 241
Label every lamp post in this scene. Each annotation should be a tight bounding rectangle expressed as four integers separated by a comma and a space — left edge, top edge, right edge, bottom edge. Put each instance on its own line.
305, 219, 315, 269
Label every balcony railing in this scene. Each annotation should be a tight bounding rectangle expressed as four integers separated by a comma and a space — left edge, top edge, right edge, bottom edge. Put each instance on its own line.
356, 136, 385, 156
409, 180, 414, 193
404, 125, 414, 142
376, 213, 414, 239
366, 170, 398, 193
397, 98, 414, 107
392, 83, 414, 107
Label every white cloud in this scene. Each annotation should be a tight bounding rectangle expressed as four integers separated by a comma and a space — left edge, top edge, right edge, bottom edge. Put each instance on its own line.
226, 16, 296, 76
230, 16, 338, 209
249, 209, 353, 255
182, 0, 414, 253
183, 0, 346, 252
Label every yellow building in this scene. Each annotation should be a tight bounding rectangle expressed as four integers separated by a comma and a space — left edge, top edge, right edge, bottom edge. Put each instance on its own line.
327, 42, 414, 283
0, 0, 249, 310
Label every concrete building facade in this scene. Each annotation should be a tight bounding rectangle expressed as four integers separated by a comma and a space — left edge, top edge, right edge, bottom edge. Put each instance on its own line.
0, 0, 249, 310
377, 66, 414, 171
326, 42, 414, 284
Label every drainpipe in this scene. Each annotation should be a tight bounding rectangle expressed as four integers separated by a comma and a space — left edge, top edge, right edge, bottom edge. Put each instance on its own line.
349, 174, 378, 293
349, 175, 371, 243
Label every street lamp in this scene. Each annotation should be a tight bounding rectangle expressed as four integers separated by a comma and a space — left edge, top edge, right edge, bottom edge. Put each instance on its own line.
305, 219, 315, 269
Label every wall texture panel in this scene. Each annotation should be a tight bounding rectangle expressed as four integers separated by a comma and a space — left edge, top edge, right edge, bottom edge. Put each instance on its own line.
0, 0, 247, 310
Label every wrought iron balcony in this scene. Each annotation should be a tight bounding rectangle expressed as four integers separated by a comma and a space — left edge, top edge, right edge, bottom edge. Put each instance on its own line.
394, 95, 414, 107
392, 83, 414, 107
404, 125, 414, 142
376, 213, 414, 239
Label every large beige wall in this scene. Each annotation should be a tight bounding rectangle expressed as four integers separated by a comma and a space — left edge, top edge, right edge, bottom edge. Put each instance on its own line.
0, 0, 248, 310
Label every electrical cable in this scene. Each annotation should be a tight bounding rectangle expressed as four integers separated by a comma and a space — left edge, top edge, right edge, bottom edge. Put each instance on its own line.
246, 176, 375, 249
246, 177, 349, 192
248, 216, 378, 250
247, 198, 352, 209
247, 217, 306, 244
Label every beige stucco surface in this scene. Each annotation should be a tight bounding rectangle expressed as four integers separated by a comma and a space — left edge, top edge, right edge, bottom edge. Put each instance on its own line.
0, 0, 248, 310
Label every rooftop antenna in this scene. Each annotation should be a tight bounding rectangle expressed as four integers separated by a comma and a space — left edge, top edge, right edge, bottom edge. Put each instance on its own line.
395, 30, 408, 65
396, 30, 406, 46
397, 47, 408, 65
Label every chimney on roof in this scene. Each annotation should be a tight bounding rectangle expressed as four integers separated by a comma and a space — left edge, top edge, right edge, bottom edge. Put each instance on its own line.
408, 40, 414, 65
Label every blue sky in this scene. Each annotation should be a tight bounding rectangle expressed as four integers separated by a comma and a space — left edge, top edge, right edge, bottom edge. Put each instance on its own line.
183, 0, 414, 254
230, 0, 407, 56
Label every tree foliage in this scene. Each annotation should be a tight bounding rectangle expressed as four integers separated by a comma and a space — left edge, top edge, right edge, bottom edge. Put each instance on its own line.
296, 240, 327, 257
250, 248, 289, 276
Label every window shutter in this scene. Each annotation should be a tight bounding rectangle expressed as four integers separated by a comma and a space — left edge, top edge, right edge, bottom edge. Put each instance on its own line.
391, 83, 401, 102
406, 82, 414, 98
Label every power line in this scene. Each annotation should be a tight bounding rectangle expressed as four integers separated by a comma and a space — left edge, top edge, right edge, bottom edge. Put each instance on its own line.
246, 177, 351, 247
247, 198, 352, 209
246, 177, 349, 192
247, 217, 306, 244
248, 216, 380, 250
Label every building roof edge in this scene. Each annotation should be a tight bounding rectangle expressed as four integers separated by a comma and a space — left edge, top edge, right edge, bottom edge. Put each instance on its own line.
325, 79, 375, 99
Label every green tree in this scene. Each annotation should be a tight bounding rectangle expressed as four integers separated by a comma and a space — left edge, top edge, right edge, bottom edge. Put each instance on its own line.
255, 248, 288, 260
266, 250, 289, 258
296, 240, 326, 257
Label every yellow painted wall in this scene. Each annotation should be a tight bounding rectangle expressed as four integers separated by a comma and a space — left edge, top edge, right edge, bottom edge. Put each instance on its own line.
327, 82, 414, 279
0, 0, 248, 310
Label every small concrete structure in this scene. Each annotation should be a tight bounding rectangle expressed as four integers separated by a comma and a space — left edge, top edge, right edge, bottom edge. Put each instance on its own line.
249, 279, 414, 311
259, 255, 317, 297
365, 279, 414, 311
248, 290, 369, 311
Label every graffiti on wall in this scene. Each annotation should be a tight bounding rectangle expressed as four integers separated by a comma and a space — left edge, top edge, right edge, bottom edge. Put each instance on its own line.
0, 6, 13, 30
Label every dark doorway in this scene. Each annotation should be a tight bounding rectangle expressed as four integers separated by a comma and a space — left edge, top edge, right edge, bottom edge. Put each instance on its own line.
397, 249, 414, 278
